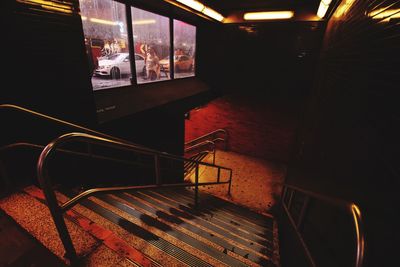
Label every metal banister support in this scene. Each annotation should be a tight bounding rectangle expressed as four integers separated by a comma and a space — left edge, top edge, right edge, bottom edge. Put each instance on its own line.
350, 204, 365, 267
37, 136, 79, 265
281, 184, 365, 267
185, 129, 228, 150
194, 163, 199, 208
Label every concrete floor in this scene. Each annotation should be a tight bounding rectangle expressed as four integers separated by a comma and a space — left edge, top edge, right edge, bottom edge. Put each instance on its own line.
186, 150, 287, 216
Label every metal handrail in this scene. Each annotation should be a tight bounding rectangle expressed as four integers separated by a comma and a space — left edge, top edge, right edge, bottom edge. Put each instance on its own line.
37, 132, 233, 265
185, 140, 216, 164
0, 142, 170, 178
282, 184, 365, 267
0, 104, 123, 142
185, 140, 215, 153
185, 129, 228, 150
0, 103, 216, 159
0, 104, 156, 153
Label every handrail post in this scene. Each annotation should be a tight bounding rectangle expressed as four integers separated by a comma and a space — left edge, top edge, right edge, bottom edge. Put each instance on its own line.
228, 169, 232, 196
213, 149, 216, 165
217, 167, 221, 183
223, 130, 228, 150
297, 196, 310, 230
154, 154, 161, 186
194, 163, 199, 208
84, 130, 93, 158
38, 169, 78, 265
287, 189, 295, 210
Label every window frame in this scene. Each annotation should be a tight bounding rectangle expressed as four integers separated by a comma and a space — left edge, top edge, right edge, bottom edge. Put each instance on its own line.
79, 0, 198, 90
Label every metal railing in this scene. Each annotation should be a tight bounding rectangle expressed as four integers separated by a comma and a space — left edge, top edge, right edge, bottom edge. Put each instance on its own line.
185, 140, 216, 164
0, 104, 124, 142
37, 132, 233, 265
281, 184, 365, 267
185, 129, 228, 151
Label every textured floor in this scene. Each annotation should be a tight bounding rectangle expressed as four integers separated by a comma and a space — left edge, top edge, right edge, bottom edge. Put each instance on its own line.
0, 192, 98, 264
187, 150, 286, 215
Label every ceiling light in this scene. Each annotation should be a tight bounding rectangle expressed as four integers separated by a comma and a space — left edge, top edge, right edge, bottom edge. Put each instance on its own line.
317, 1, 329, 18
176, 0, 204, 12
133, 19, 156, 25
202, 7, 224, 22
90, 18, 119, 26
243, 11, 294, 20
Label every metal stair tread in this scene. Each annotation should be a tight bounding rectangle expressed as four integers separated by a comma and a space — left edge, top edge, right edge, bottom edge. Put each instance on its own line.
60, 189, 214, 267
116, 191, 273, 264
95, 193, 251, 267
142, 189, 273, 241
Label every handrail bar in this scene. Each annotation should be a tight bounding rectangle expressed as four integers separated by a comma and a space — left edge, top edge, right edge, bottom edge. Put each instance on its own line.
185, 140, 215, 153
0, 104, 167, 155
61, 181, 230, 212
37, 132, 233, 264
0, 104, 227, 165
282, 184, 365, 267
284, 184, 350, 207
185, 129, 228, 147
0, 104, 127, 143
0, 142, 169, 172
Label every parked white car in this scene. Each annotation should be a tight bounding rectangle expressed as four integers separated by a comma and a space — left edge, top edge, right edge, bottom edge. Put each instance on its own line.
95, 53, 145, 78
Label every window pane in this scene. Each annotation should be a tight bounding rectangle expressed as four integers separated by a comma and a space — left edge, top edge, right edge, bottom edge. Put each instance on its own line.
132, 7, 170, 84
173, 20, 196, 79
79, 0, 131, 90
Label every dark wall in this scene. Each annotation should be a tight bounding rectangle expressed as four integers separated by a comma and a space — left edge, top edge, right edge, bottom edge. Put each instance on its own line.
2, 0, 97, 126
284, 0, 400, 266
191, 22, 324, 163
197, 21, 325, 99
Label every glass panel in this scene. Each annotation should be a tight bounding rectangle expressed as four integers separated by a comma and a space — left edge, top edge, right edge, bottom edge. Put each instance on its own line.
131, 7, 170, 84
173, 20, 196, 78
79, 0, 131, 90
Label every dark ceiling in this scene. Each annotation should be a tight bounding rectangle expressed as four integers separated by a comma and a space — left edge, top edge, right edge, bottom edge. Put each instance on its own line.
201, 0, 322, 17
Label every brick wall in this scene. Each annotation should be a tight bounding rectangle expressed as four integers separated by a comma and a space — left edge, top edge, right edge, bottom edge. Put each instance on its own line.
185, 94, 301, 162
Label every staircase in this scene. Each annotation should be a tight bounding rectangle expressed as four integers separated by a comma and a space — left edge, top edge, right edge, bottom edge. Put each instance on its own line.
0, 185, 279, 267
0, 105, 365, 267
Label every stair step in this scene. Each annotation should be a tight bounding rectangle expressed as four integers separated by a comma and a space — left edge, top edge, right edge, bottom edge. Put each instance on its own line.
61, 189, 219, 267
172, 188, 274, 225
129, 190, 273, 250
23, 186, 161, 267
113, 192, 272, 265
143, 190, 273, 241
0, 191, 98, 265
155, 189, 274, 238
95, 193, 253, 267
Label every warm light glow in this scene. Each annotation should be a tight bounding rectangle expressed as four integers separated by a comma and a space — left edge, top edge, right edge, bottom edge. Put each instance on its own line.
317, 2, 329, 18
89, 18, 119, 26
243, 11, 294, 20
176, 0, 204, 12
351, 204, 365, 267
133, 19, 156, 25
368, 8, 400, 22
81, 16, 87, 21
202, 7, 224, 22
17, 0, 73, 13
334, 0, 356, 18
